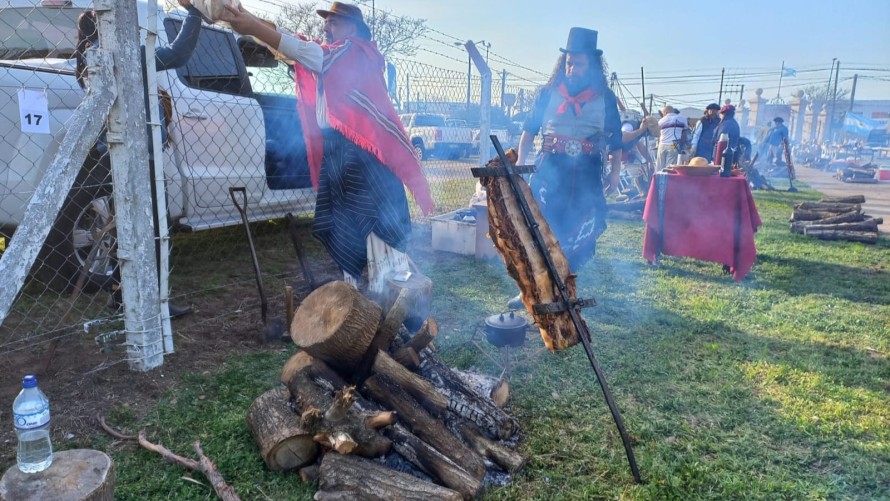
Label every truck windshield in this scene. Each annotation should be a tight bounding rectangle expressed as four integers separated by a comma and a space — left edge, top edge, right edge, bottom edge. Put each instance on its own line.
0, 7, 82, 60
415, 115, 445, 127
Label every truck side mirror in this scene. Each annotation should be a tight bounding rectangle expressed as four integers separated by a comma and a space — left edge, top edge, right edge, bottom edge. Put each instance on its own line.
237, 36, 278, 68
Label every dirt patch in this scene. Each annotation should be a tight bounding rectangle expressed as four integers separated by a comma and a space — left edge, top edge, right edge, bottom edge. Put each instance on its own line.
0, 258, 342, 470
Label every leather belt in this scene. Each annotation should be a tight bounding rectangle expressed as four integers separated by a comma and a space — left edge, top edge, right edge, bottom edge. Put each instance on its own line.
542, 135, 599, 157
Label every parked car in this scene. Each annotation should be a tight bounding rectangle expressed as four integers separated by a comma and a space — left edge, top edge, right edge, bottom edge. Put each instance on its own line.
0, 0, 315, 289
399, 113, 473, 160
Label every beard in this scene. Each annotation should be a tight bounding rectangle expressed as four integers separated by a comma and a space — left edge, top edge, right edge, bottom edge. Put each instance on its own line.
565, 73, 593, 95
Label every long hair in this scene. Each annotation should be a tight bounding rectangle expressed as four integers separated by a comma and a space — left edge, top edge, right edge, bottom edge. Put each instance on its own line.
545, 52, 610, 92
75, 10, 98, 90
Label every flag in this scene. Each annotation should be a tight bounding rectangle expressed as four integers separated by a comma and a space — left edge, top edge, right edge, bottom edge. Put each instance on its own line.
843, 113, 878, 136
783, 67, 797, 77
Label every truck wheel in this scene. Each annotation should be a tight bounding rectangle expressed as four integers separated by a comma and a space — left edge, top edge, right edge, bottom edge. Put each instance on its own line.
40, 151, 117, 293
412, 140, 427, 160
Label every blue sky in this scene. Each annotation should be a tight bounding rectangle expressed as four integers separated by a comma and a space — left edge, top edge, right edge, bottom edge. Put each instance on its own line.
246, 0, 890, 107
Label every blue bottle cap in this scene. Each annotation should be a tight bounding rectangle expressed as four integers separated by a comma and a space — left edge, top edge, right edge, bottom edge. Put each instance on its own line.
22, 374, 37, 388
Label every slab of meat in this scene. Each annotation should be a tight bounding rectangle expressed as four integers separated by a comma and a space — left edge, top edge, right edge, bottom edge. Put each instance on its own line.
481, 149, 586, 350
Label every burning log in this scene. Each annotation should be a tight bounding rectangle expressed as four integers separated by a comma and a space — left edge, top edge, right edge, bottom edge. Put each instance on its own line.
290, 281, 382, 373
378, 267, 433, 326
419, 351, 519, 440
392, 346, 421, 370
802, 229, 878, 244
316, 453, 462, 501
385, 424, 483, 500
481, 149, 584, 350
372, 350, 449, 417
457, 423, 527, 473
450, 369, 509, 408
362, 373, 487, 480
245, 387, 318, 470
406, 317, 439, 353
283, 352, 392, 459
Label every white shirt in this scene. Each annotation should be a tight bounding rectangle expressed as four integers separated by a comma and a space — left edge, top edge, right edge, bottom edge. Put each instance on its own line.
658, 113, 688, 146
276, 34, 329, 128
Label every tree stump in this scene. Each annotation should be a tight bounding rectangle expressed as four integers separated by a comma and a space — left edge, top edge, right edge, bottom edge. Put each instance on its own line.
245, 386, 318, 471
291, 281, 382, 372
381, 269, 432, 324
0, 449, 114, 501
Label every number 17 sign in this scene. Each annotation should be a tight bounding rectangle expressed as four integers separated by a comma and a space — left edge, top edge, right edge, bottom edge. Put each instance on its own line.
17, 89, 51, 134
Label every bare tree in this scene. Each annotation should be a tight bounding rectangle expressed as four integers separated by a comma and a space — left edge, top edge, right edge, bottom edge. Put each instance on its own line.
273, 2, 426, 58
797, 85, 850, 102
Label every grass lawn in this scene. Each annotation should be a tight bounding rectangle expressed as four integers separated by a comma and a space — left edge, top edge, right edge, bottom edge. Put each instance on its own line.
95, 184, 889, 500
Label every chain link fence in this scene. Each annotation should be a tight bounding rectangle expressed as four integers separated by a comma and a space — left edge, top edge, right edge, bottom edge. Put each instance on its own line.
0, 1, 539, 373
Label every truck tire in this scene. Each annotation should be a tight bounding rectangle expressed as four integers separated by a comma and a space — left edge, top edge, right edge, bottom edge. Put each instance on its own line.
412, 139, 427, 160
40, 148, 117, 293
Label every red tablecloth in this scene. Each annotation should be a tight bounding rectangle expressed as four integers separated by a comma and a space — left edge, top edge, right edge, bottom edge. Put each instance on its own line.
642, 173, 762, 280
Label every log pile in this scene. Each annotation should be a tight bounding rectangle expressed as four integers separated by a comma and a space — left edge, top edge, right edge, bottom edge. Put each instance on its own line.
246, 281, 525, 500
834, 164, 878, 184
789, 195, 881, 244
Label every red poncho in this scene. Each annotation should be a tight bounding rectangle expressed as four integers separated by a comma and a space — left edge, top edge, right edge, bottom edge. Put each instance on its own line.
294, 37, 434, 215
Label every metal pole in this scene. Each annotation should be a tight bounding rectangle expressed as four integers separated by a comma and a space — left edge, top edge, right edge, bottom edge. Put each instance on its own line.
466, 55, 471, 111
489, 136, 642, 484
776, 61, 784, 100
828, 61, 840, 142
739, 84, 744, 104
718, 68, 725, 103
500, 69, 507, 110
849, 74, 858, 112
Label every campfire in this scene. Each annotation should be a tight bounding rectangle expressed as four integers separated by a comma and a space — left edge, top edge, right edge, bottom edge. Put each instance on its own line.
246, 281, 526, 500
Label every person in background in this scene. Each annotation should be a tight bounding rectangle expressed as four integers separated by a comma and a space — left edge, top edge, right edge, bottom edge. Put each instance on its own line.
656, 106, 690, 168
690, 103, 720, 162
75, 0, 204, 319
765, 116, 790, 166
218, 2, 433, 299
619, 118, 656, 195
715, 104, 741, 165
510, 27, 623, 308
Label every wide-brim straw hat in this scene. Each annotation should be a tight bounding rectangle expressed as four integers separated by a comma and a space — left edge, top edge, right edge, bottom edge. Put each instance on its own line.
317, 2, 372, 40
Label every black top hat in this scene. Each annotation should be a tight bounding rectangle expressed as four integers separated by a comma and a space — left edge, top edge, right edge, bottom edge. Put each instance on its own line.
560, 27, 602, 56
317, 2, 372, 40
773, 117, 784, 123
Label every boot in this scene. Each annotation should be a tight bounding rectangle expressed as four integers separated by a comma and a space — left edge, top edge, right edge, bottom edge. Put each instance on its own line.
507, 293, 523, 310
167, 303, 193, 320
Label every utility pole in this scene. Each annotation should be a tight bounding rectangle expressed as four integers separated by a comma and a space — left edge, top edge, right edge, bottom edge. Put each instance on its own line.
849, 74, 858, 112
828, 60, 840, 142
739, 84, 745, 104
718, 67, 725, 103
500, 69, 507, 110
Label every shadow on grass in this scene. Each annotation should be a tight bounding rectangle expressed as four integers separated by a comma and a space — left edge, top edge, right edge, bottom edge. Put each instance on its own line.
755, 253, 890, 305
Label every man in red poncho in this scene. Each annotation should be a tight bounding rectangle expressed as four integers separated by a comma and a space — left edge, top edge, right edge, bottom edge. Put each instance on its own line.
220, 2, 433, 294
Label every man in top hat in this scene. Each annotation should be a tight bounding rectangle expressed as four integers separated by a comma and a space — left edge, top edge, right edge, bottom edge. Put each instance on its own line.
765, 116, 790, 166
690, 103, 721, 163
219, 2, 433, 298
511, 27, 623, 307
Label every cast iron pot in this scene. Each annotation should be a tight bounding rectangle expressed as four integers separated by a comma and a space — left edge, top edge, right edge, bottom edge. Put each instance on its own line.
484, 311, 528, 348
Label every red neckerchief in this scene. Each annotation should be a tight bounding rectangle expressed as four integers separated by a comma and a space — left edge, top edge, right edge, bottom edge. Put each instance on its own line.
556, 83, 597, 115
293, 37, 434, 215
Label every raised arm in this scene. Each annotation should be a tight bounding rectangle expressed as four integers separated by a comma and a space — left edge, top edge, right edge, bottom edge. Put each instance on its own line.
155, 0, 203, 71
218, 3, 322, 72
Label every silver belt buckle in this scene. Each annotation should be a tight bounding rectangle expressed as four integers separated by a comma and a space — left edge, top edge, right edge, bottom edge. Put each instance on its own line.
564, 139, 582, 157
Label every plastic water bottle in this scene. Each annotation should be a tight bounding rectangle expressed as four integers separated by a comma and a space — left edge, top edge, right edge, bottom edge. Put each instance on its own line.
13, 374, 53, 473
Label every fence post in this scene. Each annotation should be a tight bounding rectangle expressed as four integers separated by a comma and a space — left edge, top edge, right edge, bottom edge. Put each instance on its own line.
97, 0, 164, 371
465, 42, 492, 164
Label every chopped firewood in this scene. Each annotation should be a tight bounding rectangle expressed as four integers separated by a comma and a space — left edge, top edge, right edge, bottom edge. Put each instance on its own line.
820, 195, 865, 204
314, 432, 358, 455
794, 201, 861, 212
284, 352, 392, 458
802, 229, 878, 244
291, 281, 382, 373
299, 464, 319, 483
804, 220, 880, 233
791, 208, 858, 222
481, 149, 585, 350
385, 424, 482, 500
365, 411, 396, 430
392, 346, 421, 369
363, 374, 486, 480
419, 351, 519, 440
317, 452, 462, 501
457, 423, 527, 473
450, 369, 510, 408
407, 317, 439, 353
790, 211, 865, 233
245, 387, 318, 470
372, 350, 449, 417
352, 289, 411, 383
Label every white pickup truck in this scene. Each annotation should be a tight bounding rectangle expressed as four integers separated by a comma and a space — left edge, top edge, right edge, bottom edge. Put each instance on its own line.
0, 0, 315, 288
399, 113, 473, 160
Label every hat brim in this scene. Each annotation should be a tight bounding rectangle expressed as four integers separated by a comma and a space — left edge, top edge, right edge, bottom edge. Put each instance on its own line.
316, 9, 334, 18
559, 47, 603, 56
316, 9, 373, 39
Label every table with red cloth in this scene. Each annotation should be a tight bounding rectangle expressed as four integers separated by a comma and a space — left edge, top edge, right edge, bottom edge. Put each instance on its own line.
642, 172, 763, 280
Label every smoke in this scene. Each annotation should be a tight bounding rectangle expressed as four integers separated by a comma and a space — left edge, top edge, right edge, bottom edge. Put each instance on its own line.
255, 94, 312, 190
